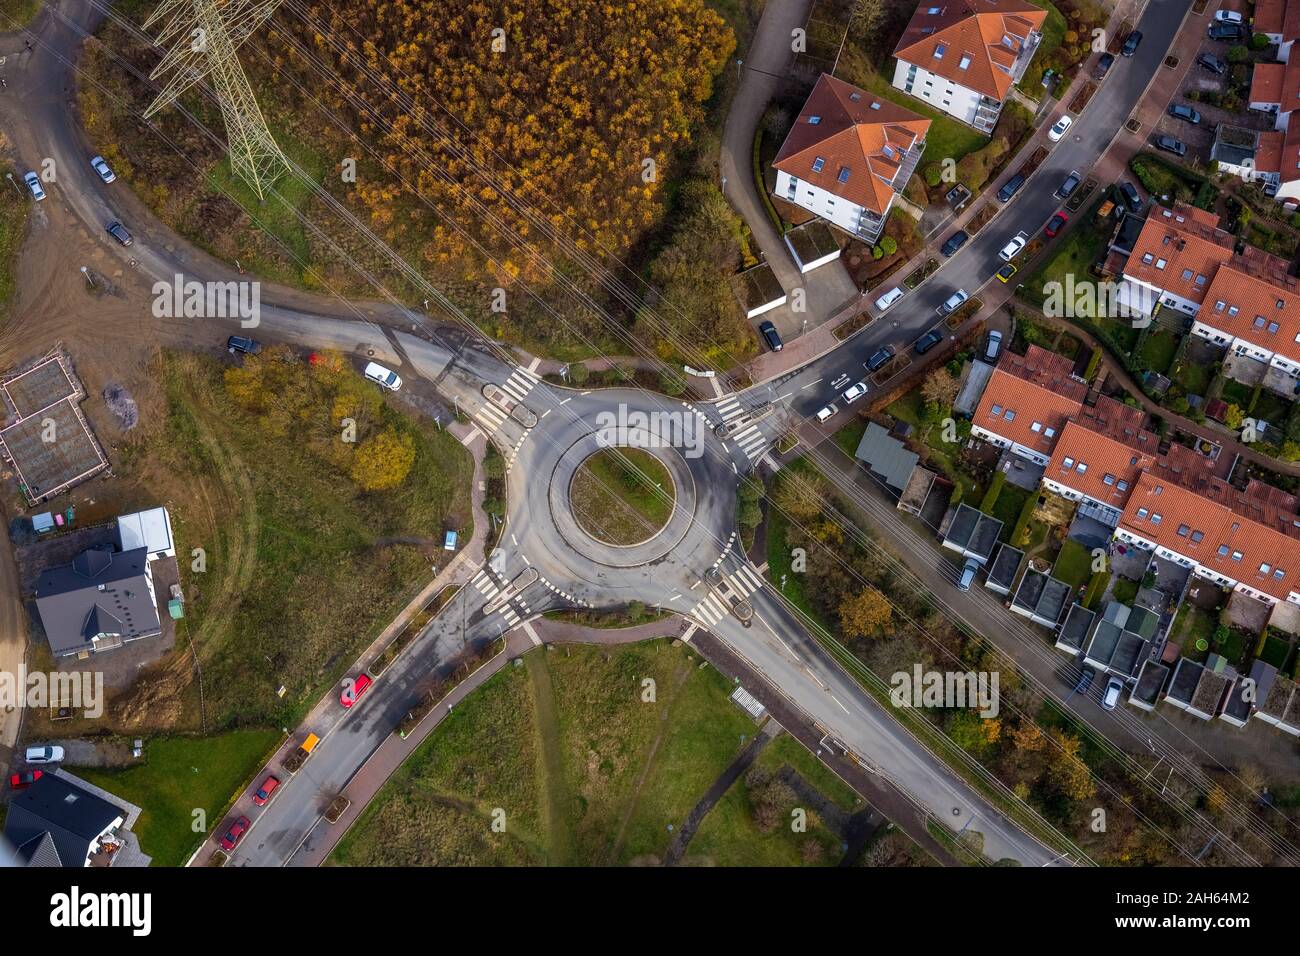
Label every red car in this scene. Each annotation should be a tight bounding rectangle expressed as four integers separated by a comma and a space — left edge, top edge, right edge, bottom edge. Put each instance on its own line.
219, 816, 251, 851
1044, 211, 1069, 238
340, 672, 373, 708
9, 770, 42, 790
251, 775, 280, 807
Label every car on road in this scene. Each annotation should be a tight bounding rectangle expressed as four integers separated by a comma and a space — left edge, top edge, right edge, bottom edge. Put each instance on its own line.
219, 816, 251, 851
9, 770, 42, 790
22, 171, 45, 201
1073, 666, 1097, 695
758, 320, 783, 352
90, 155, 116, 183
1055, 170, 1081, 200
24, 745, 64, 764
957, 558, 979, 591
1154, 135, 1187, 157
251, 775, 280, 806
226, 335, 261, 355
842, 381, 868, 404
1207, 21, 1244, 41
913, 328, 944, 355
1044, 211, 1069, 238
363, 361, 402, 391
1196, 52, 1226, 75
1093, 52, 1115, 80
1102, 676, 1124, 710
937, 289, 968, 317
939, 230, 969, 257
984, 330, 1003, 362
815, 403, 838, 423
1120, 30, 1142, 57
1214, 9, 1243, 23
106, 220, 133, 246
1168, 103, 1202, 125
340, 672, 373, 708
1047, 114, 1073, 142
874, 286, 905, 313
1120, 181, 1143, 213
998, 232, 1028, 262
866, 344, 895, 372
997, 173, 1026, 203
995, 262, 1017, 283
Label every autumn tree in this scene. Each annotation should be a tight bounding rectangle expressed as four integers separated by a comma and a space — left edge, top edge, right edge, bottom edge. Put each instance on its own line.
839, 588, 893, 639
772, 471, 829, 523
921, 368, 960, 410
352, 427, 416, 491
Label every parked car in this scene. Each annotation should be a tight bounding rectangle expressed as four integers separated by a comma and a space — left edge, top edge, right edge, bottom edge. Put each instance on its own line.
1120, 30, 1143, 56
1044, 211, 1069, 238
90, 155, 116, 183
997, 173, 1026, 203
340, 672, 373, 708
9, 770, 42, 790
1093, 52, 1115, 80
1168, 103, 1201, 125
22, 171, 45, 201
937, 289, 968, 317
984, 330, 1003, 362
363, 360, 402, 391
1073, 666, 1097, 695
1048, 114, 1073, 142
842, 381, 868, 404
219, 816, 251, 851
24, 745, 64, 764
251, 775, 280, 807
226, 335, 261, 354
874, 286, 905, 313
998, 231, 1028, 262
758, 320, 783, 352
105, 220, 133, 246
1154, 135, 1187, 157
995, 262, 1017, 284
1102, 676, 1124, 710
866, 345, 895, 372
1214, 9, 1243, 23
1207, 21, 1244, 41
1196, 52, 1226, 75
939, 230, 969, 257
957, 558, 980, 591
815, 403, 838, 423
1055, 170, 1082, 200
1120, 181, 1143, 213
913, 329, 944, 355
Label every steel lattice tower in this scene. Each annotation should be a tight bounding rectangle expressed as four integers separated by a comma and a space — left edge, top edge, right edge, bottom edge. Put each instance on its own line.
143, 0, 289, 199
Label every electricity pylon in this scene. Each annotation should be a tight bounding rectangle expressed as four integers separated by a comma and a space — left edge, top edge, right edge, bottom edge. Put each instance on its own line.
142, 0, 289, 200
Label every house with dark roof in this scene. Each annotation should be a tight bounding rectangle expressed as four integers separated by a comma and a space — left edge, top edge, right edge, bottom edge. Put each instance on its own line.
34, 546, 161, 658
1130, 658, 1171, 711
1255, 671, 1300, 735
1082, 600, 1153, 678
1010, 567, 1071, 628
854, 421, 919, 493
890, 0, 1047, 132
3, 771, 148, 867
941, 503, 1003, 564
985, 542, 1023, 596
1054, 601, 1095, 654
1164, 655, 1234, 721
773, 74, 930, 243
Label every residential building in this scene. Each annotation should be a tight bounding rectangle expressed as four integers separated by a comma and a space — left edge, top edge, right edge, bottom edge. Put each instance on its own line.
942, 503, 1003, 564
34, 546, 161, 658
1041, 413, 1157, 527
3, 771, 149, 867
1118, 204, 1235, 320
1009, 568, 1071, 628
1255, 671, 1300, 734
984, 542, 1024, 596
854, 421, 919, 493
1192, 262, 1300, 380
773, 74, 930, 243
891, 0, 1047, 132
969, 346, 1087, 465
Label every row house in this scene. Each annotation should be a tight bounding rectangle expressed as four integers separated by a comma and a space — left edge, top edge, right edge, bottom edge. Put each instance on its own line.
1190, 262, 1300, 379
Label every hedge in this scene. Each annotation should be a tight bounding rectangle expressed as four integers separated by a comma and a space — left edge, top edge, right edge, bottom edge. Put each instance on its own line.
980, 471, 1006, 514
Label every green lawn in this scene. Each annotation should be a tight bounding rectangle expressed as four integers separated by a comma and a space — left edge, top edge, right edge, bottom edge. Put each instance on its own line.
1135, 328, 1180, 376
1019, 220, 1109, 312
1171, 604, 1216, 652
1252, 390, 1293, 427
1018, 0, 1068, 97
0, 164, 31, 328
76, 730, 282, 867
1052, 537, 1093, 590
1259, 633, 1292, 669
570, 448, 674, 545
1171, 357, 1211, 396
991, 484, 1031, 540
834, 417, 868, 458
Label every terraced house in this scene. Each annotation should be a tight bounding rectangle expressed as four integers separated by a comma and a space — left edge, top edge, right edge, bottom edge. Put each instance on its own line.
890, 0, 1047, 132
773, 74, 930, 243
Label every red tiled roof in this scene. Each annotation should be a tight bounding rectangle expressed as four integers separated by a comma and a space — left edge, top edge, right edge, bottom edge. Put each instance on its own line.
997, 343, 1088, 396
1287, 0, 1300, 42
1198, 262, 1300, 365
1256, 131, 1284, 176
1119, 472, 1300, 602
972, 367, 1083, 456
1256, 0, 1286, 35
773, 74, 930, 215
1251, 62, 1285, 106
893, 0, 1048, 102
1279, 58, 1300, 112
1122, 205, 1234, 304
1281, 118, 1300, 178
1045, 419, 1156, 509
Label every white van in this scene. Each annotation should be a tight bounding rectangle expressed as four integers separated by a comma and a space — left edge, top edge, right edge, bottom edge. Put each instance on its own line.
363, 361, 402, 391
874, 286, 905, 313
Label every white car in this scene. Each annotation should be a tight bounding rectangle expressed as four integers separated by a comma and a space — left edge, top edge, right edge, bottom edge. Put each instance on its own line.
363, 361, 402, 391
985, 330, 1003, 362
937, 289, 968, 317
1214, 10, 1243, 23
25, 744, 64, 764
842, 381, 868, 404
1102, 677, 1124, 710
998, 232, 1028, 262
874, 286, 905, 313
815, 403, 838, 423
22, 171, 45, 201
1048, 115, 1073, 142
90, 155, 116, 183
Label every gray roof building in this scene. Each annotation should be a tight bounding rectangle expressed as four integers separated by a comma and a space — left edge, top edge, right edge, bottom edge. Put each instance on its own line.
1055, 602, 1095, 654
1010, 568, 1071, 628
4, 773, 127, 867
855, 421, 919, 493
985, 543, 1024, 596
1082, 601, 1153, 678
942, 504, 1003, 564
34, 546, 160, 657
1130, 658, 1171, 711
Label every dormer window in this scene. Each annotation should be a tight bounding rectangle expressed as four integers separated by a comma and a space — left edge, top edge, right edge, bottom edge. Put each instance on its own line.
934, 43, 946, 59
959, 54, 972, 70
809, 115, 822, 125
838, 167, 850, 183
812, 157, 825, 173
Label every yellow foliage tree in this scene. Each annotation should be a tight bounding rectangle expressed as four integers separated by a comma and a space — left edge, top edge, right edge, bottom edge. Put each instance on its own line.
351, 427, 416, 491
838, 588, 893, 639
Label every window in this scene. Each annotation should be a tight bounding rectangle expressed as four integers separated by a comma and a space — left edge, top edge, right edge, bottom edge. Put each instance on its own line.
1103, 474, 1116, 485
1151, 513, 1162, 524
1063, 457, 1075, 469
1278, 299, 1286, 309
934, 43, 946, 59
927, 5, 941, 12
1156, 258, 1167, 269
1137, 507, 1149, 519
1077, 462, 1087, 473
1177, 523, 1190, 536
1269, 322, 1281, 334
1228, 305, 1240, 316
1182, 269, 1193, 281
1195, 274, 1207, 287
1232, 550, 1243, 561
1214, 300, 1226, 311
1275, 569, 1286, 580
1004, 409, 1015, 420
1190, 530, 1204, 543
1031, 421, 1042, 432
849, 91, 862, 101
1255, 316, 1267, 329
959, 54, 972, 70
1260, 563, 1272, 574
809, 115, 822, 124
1217, 544, 1230, 556
1117, 479, 1129, 491
1044, 427, 1056, 439
838, 167, 850, 183
1142, 253, 1154, 264
991, 404, 1003, 415
812, 157, 825, 173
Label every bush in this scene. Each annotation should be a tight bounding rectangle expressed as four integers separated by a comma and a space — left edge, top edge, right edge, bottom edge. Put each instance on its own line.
1226, 45, 1249, 63
979, 471, 1006, 513
1010, 491, 1038, 546
568, 362, 590, 386
879, 235, 897, 256
923, 163, 943, 187
1250, 33, 1270, 51
1083, 347, 1102, 382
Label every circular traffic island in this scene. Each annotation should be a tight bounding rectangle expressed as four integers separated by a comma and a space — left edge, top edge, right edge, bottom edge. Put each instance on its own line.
569, 447, 676, 547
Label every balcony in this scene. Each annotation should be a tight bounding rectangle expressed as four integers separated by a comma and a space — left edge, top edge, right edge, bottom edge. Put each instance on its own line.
973, 96, 1002, 133
856, 210, 886, 243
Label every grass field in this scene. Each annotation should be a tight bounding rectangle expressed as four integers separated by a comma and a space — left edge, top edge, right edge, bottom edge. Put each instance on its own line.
331, 640, 760, 866
570, 448, 675, 545
0, 0, 41, 29
0, 164, 31, 328
76, 730, 281, 867
1020, 221, 1109, 312
1135, 328, 1180, 376
1052, 538, 1093, 590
